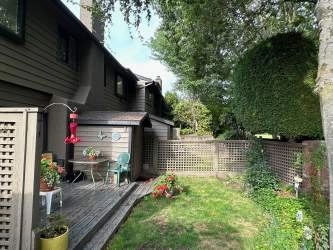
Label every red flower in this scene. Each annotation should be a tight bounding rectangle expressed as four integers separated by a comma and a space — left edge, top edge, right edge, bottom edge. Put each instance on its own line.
157, 185, 168, 191
167, 175, 174, 181
57, 166, 65, 174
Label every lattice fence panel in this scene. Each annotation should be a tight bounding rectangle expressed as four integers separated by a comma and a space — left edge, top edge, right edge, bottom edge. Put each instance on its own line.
218, 141, 250, 172
143, 135, 154, 169
263, 140, 303, 184
0, 122, 16, 250
157, 141, 215, 173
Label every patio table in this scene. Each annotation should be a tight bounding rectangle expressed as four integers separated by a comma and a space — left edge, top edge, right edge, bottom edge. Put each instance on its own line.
68, 158, 109, 188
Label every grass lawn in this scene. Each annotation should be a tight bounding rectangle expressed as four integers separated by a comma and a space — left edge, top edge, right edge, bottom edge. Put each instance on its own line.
106, 177, 267, 250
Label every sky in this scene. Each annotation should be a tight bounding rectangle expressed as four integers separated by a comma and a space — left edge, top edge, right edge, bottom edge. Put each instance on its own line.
61, 0, 177, 94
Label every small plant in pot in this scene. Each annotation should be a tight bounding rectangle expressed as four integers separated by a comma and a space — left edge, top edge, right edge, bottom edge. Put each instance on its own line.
152, 173, 183, 199
82, 146, 100, 160
39, 214, 69, 250
40, 158, 64, 191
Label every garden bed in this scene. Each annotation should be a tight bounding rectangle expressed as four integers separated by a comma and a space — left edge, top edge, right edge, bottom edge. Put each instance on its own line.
106, 176, 329, 249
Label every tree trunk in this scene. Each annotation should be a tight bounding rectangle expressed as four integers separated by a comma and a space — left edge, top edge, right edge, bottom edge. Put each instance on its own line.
315, 0, 333, 246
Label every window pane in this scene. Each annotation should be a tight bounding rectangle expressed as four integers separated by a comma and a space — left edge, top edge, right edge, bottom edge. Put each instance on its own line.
116, 76, 124, 96
0, 0, 19, 34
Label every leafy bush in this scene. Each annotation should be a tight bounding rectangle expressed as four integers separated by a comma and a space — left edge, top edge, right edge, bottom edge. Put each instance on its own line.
245, 140, 279, 190
40, 158, 63, 187
232, 32, 322, 138
314, 224, 329, 250
152, 173, 183, 198
250, 188, 329, 249
180, 127, 193, 135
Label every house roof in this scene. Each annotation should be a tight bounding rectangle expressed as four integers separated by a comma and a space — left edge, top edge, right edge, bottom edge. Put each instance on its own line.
149, 114, 174, 126
78, 111, 152, 127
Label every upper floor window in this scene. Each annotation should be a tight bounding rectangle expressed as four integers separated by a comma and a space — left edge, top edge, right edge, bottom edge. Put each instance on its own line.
0, 0, 25, 42
115, 74, 125, 98
104, 63, 114, 87
57, 27, 78, 71
147, 91, 153, 103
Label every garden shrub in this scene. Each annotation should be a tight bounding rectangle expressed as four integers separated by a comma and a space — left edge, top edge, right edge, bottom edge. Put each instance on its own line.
245, 140, 279, 190
250, 188, 329, 249
152, 173, 183, 198
232, 32, 322, 138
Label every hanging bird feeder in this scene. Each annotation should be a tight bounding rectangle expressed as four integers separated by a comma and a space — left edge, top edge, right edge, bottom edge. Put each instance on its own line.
43, 103, 81, 144
64, 113, 80, 144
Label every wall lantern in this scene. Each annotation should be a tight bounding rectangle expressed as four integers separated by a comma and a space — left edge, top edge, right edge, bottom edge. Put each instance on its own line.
43, 103, 81, 144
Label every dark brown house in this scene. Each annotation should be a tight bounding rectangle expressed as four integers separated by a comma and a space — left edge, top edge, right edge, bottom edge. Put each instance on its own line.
0, 0, 173, 180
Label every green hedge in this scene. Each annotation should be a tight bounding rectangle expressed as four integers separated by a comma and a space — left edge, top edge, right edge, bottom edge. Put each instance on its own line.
232, 32, 322, 138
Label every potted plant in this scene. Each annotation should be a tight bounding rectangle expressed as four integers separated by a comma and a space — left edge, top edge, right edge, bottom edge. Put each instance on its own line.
152, 173, 183, 198
40, 158, 64, 191
39, 214, 69, 250
82, 146, 100, 160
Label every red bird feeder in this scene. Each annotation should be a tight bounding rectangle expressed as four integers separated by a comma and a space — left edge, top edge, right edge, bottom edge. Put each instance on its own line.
65, 113, 80, 144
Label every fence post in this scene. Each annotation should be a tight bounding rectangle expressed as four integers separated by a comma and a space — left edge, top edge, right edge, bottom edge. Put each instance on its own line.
153, 138, 159, 173
213, 141, 219, 174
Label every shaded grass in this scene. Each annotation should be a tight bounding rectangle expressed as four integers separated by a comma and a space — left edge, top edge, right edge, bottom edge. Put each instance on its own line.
106, 177, 267, 250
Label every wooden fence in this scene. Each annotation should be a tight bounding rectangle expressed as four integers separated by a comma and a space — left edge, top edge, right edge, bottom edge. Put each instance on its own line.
143, 139, 250, 176
143, 138, 312, 186
0, 108, 42, 250
262, 140, 303, 184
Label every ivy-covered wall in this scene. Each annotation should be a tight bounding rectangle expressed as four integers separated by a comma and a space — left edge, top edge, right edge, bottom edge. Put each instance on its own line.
232, 32, 322, 139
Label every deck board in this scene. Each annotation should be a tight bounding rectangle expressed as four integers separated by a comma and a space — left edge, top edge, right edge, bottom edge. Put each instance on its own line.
83, 180, 155, 250
39, 180, 136, 250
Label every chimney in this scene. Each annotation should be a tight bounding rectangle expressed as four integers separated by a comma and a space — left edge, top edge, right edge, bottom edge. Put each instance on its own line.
155, 76, 162, 90
80, 0, 105, 44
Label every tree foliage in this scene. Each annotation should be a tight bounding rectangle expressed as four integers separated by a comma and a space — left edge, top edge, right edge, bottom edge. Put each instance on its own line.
231, 32, 322, 138
170, 98, 213, 136
150, 0, 317, 91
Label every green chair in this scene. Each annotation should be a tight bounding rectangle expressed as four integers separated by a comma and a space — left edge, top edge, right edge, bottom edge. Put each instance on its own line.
105, 153, 131, 187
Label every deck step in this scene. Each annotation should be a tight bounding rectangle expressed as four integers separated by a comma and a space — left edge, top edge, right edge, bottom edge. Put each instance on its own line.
69, 182, 137, 250
83, 181, 154, 250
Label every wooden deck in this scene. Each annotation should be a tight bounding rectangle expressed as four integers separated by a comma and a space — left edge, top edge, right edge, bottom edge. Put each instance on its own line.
39, 179, 154, 250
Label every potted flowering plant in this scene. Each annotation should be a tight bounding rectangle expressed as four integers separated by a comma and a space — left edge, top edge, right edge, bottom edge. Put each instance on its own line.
40, 158, 64, 191
152, 173, 183, 198
39, 214, 69, 250
82, 146, 100, 160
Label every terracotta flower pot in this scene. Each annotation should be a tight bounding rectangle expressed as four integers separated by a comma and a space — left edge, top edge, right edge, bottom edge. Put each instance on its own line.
88, 155, 97, 160
40, 178, 54, 192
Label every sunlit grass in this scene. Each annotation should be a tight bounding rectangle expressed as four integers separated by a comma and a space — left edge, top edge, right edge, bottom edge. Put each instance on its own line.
106, 177, 267, 250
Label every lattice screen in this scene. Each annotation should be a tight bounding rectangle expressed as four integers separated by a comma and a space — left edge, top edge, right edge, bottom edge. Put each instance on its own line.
157, 141, 215, 173
263, 140, 303, 184
218, 141, 250, 172
0, 122, 16, 250
143, 135, 154, 169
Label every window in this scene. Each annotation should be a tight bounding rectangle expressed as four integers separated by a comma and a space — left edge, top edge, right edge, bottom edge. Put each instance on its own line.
115, 74, 125, 98
148, 91, 153, 103
0, 0, 25, 42
57, 27, 78, 70
104, 63, 114, 87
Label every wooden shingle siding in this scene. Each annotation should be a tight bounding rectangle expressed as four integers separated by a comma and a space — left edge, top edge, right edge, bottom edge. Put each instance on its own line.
0, 80, 51, 107
128, 88, 145, 112
74, 126, 129, 161
104, 64, 127, 111
132, 126, 143, 180
0, 0, 79, 99
145, 120, 171, 140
